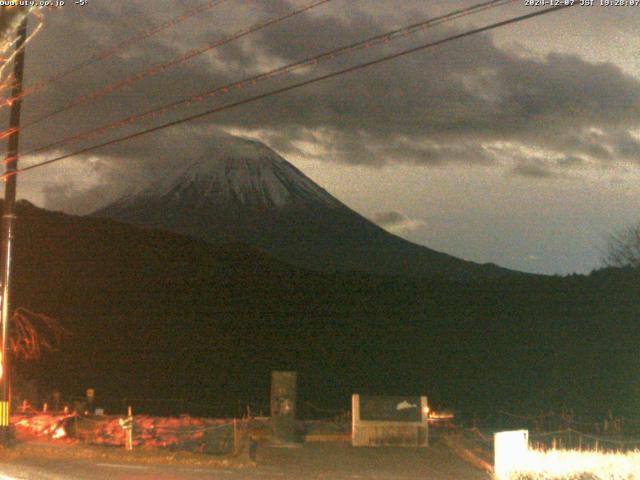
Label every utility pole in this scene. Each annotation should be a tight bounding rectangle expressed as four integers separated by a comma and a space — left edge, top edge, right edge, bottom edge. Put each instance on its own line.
0, 15, 28, 446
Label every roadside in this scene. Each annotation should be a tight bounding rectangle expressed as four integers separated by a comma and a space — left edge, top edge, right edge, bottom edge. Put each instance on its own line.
0, 437, 491, 480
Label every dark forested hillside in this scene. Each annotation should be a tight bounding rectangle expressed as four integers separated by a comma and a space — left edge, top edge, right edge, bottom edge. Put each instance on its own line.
9, 201, 640, 419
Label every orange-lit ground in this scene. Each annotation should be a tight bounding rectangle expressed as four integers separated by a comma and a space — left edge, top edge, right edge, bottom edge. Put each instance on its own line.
0, 437, 490, 480
12, 413, 73, 438
2, 414, 491, 479
11, 412, 237, 452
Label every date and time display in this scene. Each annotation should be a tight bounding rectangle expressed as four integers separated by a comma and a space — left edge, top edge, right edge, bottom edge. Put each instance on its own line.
1, 0, 637, 9
525, 0, 640, 5
0, 0, 88, 7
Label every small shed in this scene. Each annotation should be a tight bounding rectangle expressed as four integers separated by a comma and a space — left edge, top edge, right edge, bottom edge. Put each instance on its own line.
351, 394, 429, 447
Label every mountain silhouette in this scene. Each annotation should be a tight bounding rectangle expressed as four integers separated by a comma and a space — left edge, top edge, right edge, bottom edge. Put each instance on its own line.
95, 134, 517, 279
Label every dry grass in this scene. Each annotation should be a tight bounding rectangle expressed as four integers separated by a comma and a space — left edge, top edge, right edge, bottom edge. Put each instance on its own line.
507, 448, 640, 480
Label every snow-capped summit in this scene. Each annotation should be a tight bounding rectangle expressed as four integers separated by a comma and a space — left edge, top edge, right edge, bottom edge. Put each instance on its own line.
111, 136, 340, 213
158, 139, 340, 210
95, 134, 514, 279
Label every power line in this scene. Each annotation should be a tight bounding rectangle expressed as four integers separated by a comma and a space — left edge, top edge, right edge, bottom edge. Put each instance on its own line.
21, 0, 333, 130
3, 4, 576, 180
18, 0, 516, 159
0, 0, 229, 109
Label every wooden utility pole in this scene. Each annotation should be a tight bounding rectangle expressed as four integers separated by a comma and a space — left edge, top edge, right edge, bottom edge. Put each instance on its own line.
0, 15, 28, 446
0, 8, 32, 46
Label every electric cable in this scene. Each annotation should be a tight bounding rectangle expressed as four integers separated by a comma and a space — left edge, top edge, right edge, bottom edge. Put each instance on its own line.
15, 0, 517, 160
4, 4, 576, 180
20, 0, 333, 130
0, 0, 229, 109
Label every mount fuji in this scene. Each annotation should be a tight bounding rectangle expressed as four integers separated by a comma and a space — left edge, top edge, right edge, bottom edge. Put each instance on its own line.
94, 135, 515, 279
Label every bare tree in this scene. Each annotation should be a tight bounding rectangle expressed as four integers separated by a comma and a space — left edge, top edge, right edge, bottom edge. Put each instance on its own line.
604, 223, 640, 269
10, 308, 71, 360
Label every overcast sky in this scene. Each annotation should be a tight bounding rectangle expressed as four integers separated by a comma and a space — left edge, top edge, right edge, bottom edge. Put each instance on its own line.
2, 0, 640, 275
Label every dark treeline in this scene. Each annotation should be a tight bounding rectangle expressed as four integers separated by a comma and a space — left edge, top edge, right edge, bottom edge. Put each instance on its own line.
9, 201, 640, 420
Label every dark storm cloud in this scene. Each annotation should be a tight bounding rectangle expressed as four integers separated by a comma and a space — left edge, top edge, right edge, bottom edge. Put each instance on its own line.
7, 0, 640, 212
224, 42, 640, 169
212, 4, 640, 168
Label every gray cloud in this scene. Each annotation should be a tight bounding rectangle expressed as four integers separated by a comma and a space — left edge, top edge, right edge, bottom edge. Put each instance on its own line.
2, 1, 639, 213
373, 211, 406, 226
511, 163, 555, 179
372, 210, 425, 233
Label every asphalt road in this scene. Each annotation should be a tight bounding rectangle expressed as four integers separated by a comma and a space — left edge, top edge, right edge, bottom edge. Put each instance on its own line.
0, 442, 491, 479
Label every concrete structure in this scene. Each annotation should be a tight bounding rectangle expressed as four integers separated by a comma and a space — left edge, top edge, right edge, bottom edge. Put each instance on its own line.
494, 430, 528, 480
270, 371, 298, 445
351, 394, 429, 447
